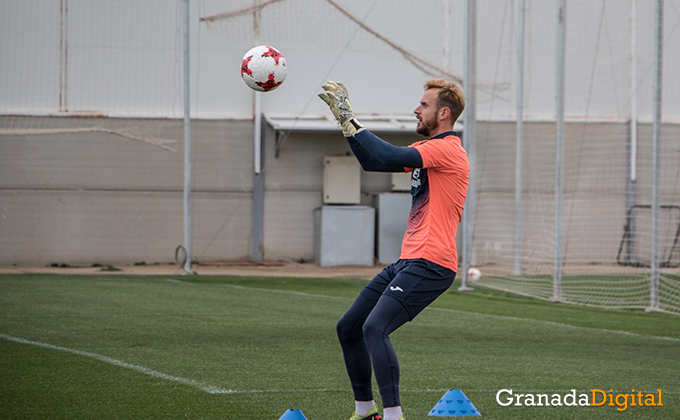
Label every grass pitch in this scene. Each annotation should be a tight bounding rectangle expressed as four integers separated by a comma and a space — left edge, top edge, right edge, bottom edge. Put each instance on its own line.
1, 273, 679, 419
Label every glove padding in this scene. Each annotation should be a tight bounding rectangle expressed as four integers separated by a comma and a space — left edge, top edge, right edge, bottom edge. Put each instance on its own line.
319, 81, 364, 137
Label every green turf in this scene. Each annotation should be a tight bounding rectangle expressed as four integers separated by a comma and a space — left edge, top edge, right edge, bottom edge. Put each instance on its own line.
1, 273, 679, 419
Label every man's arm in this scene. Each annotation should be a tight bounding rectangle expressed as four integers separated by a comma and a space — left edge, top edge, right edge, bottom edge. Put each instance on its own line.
318, 81, 423, 171
346, 136, 406, 172
349, 129, 423, 171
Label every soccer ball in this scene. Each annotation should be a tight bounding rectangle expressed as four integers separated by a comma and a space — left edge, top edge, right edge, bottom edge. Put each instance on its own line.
240, 45, 287, 92
467, 267, 482, 282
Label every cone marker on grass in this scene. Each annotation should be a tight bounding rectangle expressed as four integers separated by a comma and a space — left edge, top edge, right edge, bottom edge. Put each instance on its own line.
429, 389, 482, 417
278, 408, 308, 420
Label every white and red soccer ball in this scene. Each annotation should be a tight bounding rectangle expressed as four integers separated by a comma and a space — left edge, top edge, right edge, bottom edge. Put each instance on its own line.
240, 45, 287, 92
467, 267, 482, 282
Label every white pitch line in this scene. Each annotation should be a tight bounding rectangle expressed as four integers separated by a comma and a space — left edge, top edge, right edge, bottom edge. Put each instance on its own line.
3, 283, 678, 397
3, 332, 678, 397
219, 283, 680, 343
428, 306, 680, 343
0, 333, 234, 394
165, 278, 194, 285
222, 283, 350, 301
215, 387, 348, 394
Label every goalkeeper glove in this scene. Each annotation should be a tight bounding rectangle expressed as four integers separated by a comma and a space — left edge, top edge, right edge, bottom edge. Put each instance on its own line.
318, 81, 364, 137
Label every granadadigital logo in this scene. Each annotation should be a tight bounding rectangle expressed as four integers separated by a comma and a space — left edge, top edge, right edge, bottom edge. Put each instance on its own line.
496, 389, 663, 412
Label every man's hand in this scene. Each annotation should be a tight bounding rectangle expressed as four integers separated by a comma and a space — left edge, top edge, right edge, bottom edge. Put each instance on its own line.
319, 81, 353, 124
319, 81, 363, 137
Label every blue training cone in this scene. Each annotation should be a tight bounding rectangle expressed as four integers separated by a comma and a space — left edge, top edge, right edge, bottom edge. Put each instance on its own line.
428, 389, 482, 417
278, 409, 308, 420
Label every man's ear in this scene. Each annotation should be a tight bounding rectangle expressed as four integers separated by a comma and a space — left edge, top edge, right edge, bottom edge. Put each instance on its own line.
439, 106, 451, 121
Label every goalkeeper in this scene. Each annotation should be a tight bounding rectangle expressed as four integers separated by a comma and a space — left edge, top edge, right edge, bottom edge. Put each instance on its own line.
319, 79, 469, 420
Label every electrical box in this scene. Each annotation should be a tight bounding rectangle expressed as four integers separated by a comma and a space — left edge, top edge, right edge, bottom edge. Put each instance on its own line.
323, 156, 361, 204
376, 193, 412, 264
391, 172, 412, 191
314, 206, 375, 266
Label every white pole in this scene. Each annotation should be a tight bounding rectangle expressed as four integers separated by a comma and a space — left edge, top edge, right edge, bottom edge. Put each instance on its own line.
468, 0, 477, 283
443, 0, 451, 73
648, 0, 663, 312
253, 0, 263, 174
459, 0, 476, 291
630, 0, 638, 182
182, 0, 192, 274
514, 0, 525, 276
251, 0, 264, 261
251, 89, 264, 261
552, 0, 566, 302
59, 0, 68, 112
460, 0, 470, 291
254, 93, 262, 174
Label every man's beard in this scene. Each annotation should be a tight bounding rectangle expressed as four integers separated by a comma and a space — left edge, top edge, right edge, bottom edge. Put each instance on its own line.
416, 115, 437, 137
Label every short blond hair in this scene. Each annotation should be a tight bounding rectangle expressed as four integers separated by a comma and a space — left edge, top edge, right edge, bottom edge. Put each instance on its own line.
424, 79, 465, 124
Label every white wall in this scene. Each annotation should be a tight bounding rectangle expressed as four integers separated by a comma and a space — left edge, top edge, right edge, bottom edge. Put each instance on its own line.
3, 0, 678, 122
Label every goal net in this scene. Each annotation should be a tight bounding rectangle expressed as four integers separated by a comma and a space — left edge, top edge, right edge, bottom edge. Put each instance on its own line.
0, 0, 183, 151
201, 0, 680, 314
463, 0, 680, 314
3, 0, 679, 314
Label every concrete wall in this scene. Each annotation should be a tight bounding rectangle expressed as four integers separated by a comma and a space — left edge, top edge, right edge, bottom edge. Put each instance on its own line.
0, 117, 414, 266
0, 118, 254, 266
1, 117, 678, 271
